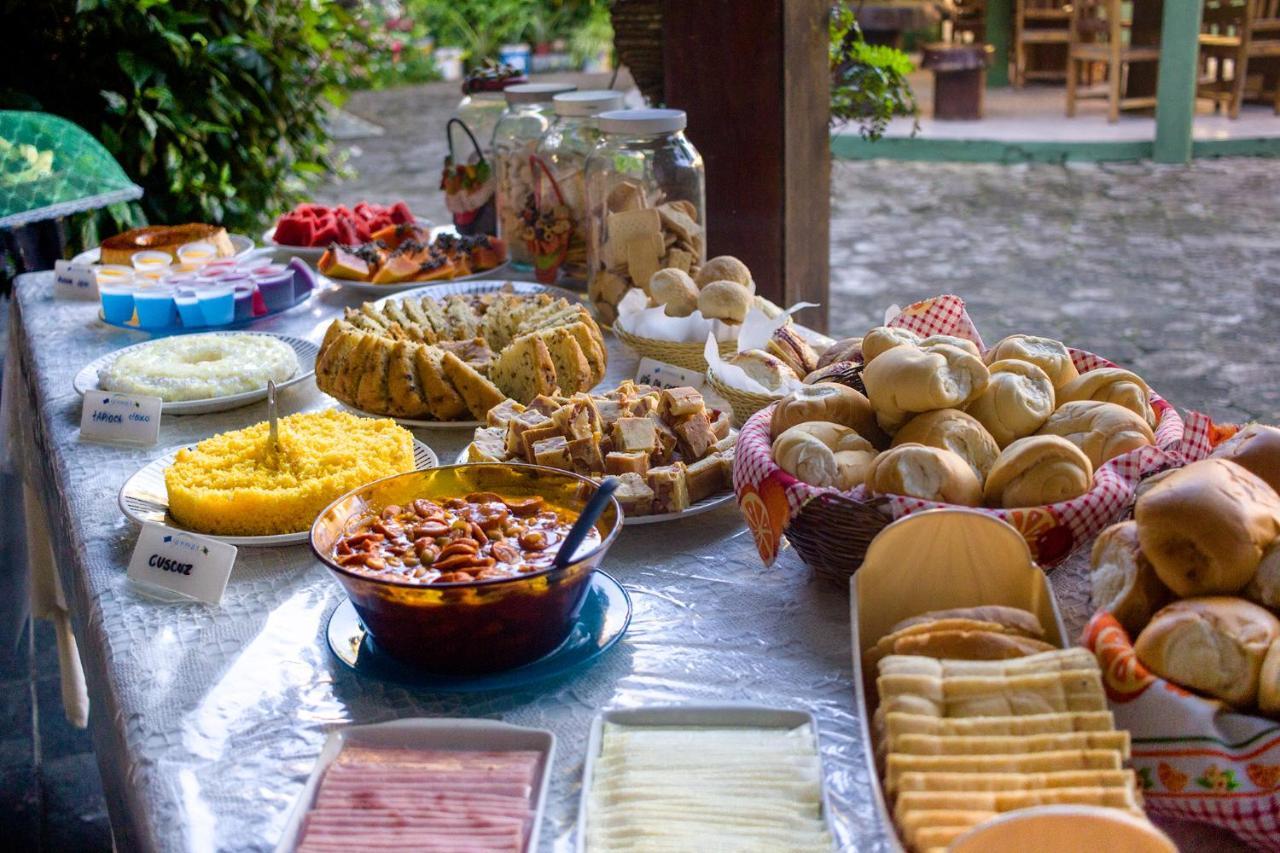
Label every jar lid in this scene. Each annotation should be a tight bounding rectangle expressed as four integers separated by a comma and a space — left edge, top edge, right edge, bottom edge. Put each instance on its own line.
504, 82, 578, 104
553, 90, 626, 117
597, 109, 687, 135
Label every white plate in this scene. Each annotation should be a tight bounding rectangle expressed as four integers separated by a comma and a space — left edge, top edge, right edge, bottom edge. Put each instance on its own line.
322, 260, 513, 294
119, 439, 438, 547
452, 446, 735, 524
576, 704, 836, 853
373, 278, 584, 306
274, 718, 555, 853
262, 218, 434, 261
340, 402, 481, 430
72, 233, 255, 265
74, 332, 318, 415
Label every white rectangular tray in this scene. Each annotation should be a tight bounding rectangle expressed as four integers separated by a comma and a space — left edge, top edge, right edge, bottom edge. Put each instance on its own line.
274, 718, 556, 853
576, 703, 837, 853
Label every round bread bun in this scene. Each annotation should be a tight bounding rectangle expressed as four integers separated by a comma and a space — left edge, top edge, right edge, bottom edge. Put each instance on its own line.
648, 268, 699, 316
865, 442, 983, 506
1134, 596, 1280, 707
1036, 400, 1155, 469
862, 343, 991, 433
920, 334, 981, 359
983, 435, 1093, 509
891, 408, 1000, 482
1260, 639, 1280, 715
729, 348, 799, 393
817, 336, 861, 369
966, 359, 1057, 448
984, 334, 1080, 389
697, 280, 752, 323
1135, 457, 1280, 597
861, 325, 921, 364
1058, 368, 1155, 428
1089, 521, 1173, 637
1246, 540, 1280, 610
772, 422, 876, 490
770, 383, 885, 447
695, 256, 754, 293
1210, 423, 1280, 495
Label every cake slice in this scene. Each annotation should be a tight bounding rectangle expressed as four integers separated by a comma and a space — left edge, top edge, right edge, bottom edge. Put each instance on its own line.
489, 332, 559, 404
399, 298, 439, 343
467, 427, 509, 462
353, 340, 392, 413
413, 345, 468, 420
538, 328, 593, 395
443, 295, 480, 339
336, 332, 381, 403
315, 325, 362, 398
563, 320, 608, 386
385, 340, 431, 418
440, 351, 506, 420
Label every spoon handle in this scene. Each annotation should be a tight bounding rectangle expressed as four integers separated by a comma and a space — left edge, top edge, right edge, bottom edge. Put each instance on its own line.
554, 477, 619, 568
267, 380, 279, 455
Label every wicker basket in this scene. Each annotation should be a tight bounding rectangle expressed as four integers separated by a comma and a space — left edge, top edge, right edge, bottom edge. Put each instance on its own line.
704, 369, 784, 428
784, 491, 893, 585
613, 324, 736, 372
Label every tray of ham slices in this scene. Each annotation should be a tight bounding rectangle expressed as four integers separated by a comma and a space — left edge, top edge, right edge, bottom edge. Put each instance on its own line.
275, 718, 555, 853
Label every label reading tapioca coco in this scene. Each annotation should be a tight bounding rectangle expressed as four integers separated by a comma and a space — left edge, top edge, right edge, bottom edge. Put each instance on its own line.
53, 260, 99, 300
127, 523, 237, 605
79, 391, 162, 446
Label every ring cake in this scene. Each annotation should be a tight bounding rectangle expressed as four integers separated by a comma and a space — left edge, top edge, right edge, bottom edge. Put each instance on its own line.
100, 223, 235, 265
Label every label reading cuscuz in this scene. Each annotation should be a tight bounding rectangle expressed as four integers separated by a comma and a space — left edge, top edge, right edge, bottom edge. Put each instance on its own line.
53, 260, 99, 300
127, 523, 237, 605
79, 391, 162, 446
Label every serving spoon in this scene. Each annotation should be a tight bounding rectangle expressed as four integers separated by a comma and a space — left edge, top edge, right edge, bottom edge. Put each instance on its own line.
553, 476, 619, 569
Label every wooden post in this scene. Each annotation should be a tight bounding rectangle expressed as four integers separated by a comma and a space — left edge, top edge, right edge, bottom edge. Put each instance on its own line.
985, 0, 1013, 87
1153, 0, 1203, 164
662, 0, 831, 331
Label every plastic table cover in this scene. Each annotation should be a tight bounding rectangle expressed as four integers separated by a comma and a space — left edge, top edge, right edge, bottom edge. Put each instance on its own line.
5, 269, 1103, 853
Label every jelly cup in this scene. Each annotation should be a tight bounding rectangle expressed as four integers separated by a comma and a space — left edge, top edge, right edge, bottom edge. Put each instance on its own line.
133, 287, 178, 328
248, 262, 287, 277
197, 285, 235, 326
173, 288, 204, 327
232, 285, 254, 322
254, 270, 295, 312
219, 272, 251, 286
135, 268, 171, 285
176, 241, 217, 266
205, 259, 238, 273
287, 257, 316, 298
131, 250, 173, 271
94, 264, 135, 287
98, 282, 136, 324
162, 271, 197, 287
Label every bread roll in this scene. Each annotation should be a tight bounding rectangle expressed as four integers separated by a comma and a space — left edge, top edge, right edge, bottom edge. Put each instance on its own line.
984, 435, 1093, 508
729, 348, 799, 392
1136, 458, 1280, 596
1036, 401, 1155, 468
892, 408, 1000, 481
1089, 521, 1172, 636
1058, 368, 1155, 428
1260, 639, 1280, 715
891, 605, 1046, 639
817, 336, 861, 369
862, 325, 921, 364
695, 255, 753, 291
765, 326, 819, 376
985, 334, 1080, 389
1246, 541, 1280, 609
920, 334, 981, 358
863, 344, 991, 433
772, 421, 876, 490
770, 383, 885, 448
1134, 597, 1280, 707
865, 443, 983, 506
697, 280, 752, 323
1210, 424, 1280, 494
966, 359, 1056, 447
648, 268, 698, 316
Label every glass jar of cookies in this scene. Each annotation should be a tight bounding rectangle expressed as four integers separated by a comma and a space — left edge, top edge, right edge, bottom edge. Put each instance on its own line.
493, 82, 576, 270
583, 109, 705, 325
531, 90, 625, 285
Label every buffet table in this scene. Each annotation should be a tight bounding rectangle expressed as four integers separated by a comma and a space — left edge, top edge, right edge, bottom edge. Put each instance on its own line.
1, 270, 1130, 852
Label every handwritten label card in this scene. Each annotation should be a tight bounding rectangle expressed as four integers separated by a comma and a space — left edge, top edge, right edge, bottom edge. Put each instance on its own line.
127, 523, 237, 605
53, 260, 99, 300
79, 392, 162, 446
635, 357, 706, 390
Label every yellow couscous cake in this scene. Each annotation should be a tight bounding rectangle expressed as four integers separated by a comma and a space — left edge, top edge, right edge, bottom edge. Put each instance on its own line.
164, 409, 416, 536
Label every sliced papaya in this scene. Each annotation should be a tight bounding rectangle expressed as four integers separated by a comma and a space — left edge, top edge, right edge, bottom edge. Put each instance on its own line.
371, 253, 420, 284
319, 246, 370, 280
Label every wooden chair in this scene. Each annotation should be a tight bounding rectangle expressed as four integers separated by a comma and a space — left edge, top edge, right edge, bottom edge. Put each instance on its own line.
1015, 0, 1073, 86
950, 0, 987, 44
1199, 0, 1280, 117
1065, 0, 1161, 122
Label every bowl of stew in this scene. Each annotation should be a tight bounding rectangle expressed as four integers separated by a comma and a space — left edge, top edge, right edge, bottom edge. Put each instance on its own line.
311, 463, 623, 674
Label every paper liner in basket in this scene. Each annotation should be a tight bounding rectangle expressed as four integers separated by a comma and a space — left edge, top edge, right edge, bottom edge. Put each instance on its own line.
1084, 612, 1280, 851
732, 294, 1188, 568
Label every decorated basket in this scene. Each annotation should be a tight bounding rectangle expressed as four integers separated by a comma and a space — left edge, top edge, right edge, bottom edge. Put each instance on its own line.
732, 294, 1189, 583
613, 324, 737, 373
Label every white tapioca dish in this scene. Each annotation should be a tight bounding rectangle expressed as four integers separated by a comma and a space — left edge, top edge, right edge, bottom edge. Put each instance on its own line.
97, 333, 299, 401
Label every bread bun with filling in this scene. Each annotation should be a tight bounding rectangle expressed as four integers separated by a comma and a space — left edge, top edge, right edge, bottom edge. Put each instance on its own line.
1089, 521, 1173, 636
1058, 368, 1155, 428
772, 421, 876, 490
766, 326, 819, 376
1036, 400, 1154, 469
863, 344, 990, 433
865, 443, 983, 506
966, 359, 1056, 447
984, 334, 1080, 389
983, 435, 1093, 508
862, 326, 921, 364
817, 337, 862, 369
891, 408, 1000, 481
1134, 597, 1280, 707
1136, 457, 1280, 597
770, 383, 886, 448
1210, 424, 1280, 495
729, 349, 799, 392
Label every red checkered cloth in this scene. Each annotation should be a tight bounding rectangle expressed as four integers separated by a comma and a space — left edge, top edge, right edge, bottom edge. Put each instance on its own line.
1085, 613, 1280, 850
733, 294, 1189, 567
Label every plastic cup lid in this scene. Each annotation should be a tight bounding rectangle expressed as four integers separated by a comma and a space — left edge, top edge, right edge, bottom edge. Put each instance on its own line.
554, 90, 626, 117
598, 108, 687, 135
504, 82, 577, 104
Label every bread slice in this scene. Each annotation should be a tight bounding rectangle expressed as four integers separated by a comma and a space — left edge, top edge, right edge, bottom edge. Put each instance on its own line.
440, 351, 506, 419
539, 327, 592, 395
892, 630, 1057, 661
878, 649, 1097, 678
891, 731, 1130, 758
885, 750, 1123, 793
891, 606, 1045, 639
894, 784, 1140, 823
489, 332, 559, 403
877, 669, 1107, 718
414, 345, 468, 420
353, 339, 392, 412
385, 340, 431, 417
315, 325, 362, 399
336, 332, 381, 402
884, 711, 1116, 739
895, 769, 1137, 793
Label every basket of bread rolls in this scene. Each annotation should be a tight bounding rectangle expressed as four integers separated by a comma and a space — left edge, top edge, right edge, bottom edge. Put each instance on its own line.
1080, 425, 1280, 849
611, 255, 789, 372
733, 294, 1187, 582
704, 324, 824, 428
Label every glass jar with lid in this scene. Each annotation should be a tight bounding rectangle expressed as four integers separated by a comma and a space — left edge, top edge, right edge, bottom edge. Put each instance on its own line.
528, 90, 625, 284
583, 109, 705, 325
453, 63, 525, 156
492, 82, 577, 269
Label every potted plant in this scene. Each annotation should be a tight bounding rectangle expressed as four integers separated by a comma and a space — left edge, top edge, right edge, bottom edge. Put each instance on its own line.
830, 4, 919, 140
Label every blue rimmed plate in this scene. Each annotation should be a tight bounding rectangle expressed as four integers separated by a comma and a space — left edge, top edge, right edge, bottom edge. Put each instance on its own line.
326, 570, 631, 691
